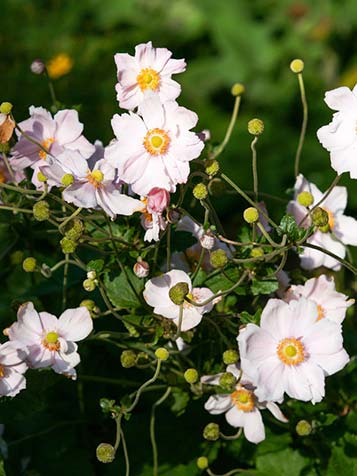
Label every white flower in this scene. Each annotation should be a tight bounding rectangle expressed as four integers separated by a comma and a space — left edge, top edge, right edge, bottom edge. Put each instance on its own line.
317, 85, 357, 178
202, 364, 287, 444
287, 174, 357, 270
114, 41, 186, 110
0, 341, 28, 397
285, 274, 354, 324
105, 96, 204, 196
7, 302, 93, 379
143, 269, 216, 331
238, 297, 349, 404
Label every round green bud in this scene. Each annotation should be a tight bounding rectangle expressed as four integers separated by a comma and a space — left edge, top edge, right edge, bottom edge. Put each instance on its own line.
83, 278, 96, 292
87, 270, 96, 280
250, 247, 264, 258
0, 102, 13, 115
184, 368, 199, 384
60, 236, 77, 254
22, 257, 37, 272
120, 350, 137, 368
37, 171, 47, 183
80, 299, 100, 317
296, 419, 312, 436
290, 59, 304, 74
210, 249, 228, 268
231, 83, 245, 96
319, 223, 330, 233
33, 200, 50, 221
311, 207, 329, 227
248, 118, 264, 136
205, 159, 220, 177
193, 183, 208, 200
65, 218, 84, 241
169, 282, 189, 305
219, 372, 236, 391
10, 250, 23, 265
0, 143, 11, 154
243, 207, 259, 224
61, 173, 74, 186
96, 443, 115, 463
203, 422, 220, 441
196, 456, 209, 470
222, 349, 239, 365
297, 191, 314, 207
155, 347, 169, 361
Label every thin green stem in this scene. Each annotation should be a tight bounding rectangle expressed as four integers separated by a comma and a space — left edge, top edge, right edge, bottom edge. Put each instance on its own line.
120, 428, 130, 476
173, 305, 184, 340
166, 224, 172, 271
150, 387, 172, 476
126, 359, 162, 413
212, 96, 241, 158
251, 136, 259, 202
58, 207, 82, 233
301, 243, 357, 274
0, 205, 33, 214
62, 254, 69, 311
294, 72, 308, 177
219, 428, 242, 441
207, 468, 255, 476
2, 152, 16, 182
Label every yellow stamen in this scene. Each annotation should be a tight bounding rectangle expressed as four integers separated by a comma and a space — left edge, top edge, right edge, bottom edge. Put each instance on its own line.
0, 365, 4, 378
231, 388, 255, 412
143, 128, 170, 156
87, 170, 104, 188
322, 207, 335, 230
43, 331, 60, 351
136, 68, 160, 92
317, 304, 325, 321
277, 337, 305, 365
38, 137, 55, 160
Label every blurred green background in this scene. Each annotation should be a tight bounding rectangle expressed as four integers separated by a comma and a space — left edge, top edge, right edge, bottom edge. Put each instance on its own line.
1, 1, 357, 475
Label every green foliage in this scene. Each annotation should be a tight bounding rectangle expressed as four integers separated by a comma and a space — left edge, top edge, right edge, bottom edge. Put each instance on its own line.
104, 268, 144, 309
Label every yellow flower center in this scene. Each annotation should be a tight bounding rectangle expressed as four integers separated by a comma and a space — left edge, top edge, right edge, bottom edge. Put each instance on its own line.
317, 304, 325, 321
143, 128, 170, 155
0, 364, 4, 378
277, 337, 305, 365
39, 138, 55, 160
43, 331, 60, 351
231, 388, 255, 412
87, 170, 104, 188
136, 68, 160, 92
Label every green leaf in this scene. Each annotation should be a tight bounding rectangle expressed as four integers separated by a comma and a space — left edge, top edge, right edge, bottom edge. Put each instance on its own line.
239, 309, 261, 325
170, 387, 190, 416
277, 214, 306, 242
251, 278, 279, 295
104, 268, 144, 309
0, 459, 5, 476
205, 268, 246, 294
86, 259, 104, 273
256, 448, 308, 476
327, 446, 357, 476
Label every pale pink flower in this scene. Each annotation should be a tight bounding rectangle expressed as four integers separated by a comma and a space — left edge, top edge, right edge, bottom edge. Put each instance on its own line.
11, 107, 94, 171
140, 188, 170, 242
7, 302, 93, 379
202, 364, 287, 444
287, 174, 357, 270
317, 85, 357, 178
143, 270, 216, 331
0, 157, 25, 184
285, 275, 354, 324
238, 297, 349, 404
105, 96, 204, 195
114, 41, 186, 110
58, 151, 143, 219
0, 341, 28, 397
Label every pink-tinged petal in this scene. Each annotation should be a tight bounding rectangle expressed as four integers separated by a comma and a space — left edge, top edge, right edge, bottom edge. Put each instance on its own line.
283, 365, 313, 401
330, 144, 357, 177
204, 395, 232, 415
254, 356, 285, 403
131, 155, 173, 195
334, 214, 357, 246
52, 350, 80, 378
0, 341, 27, 366
191, 287, 215, 314
54, 109, 84, 146
243, 408, 265, 444
55, 150, 88, 178
30, 347, 55, 369
297, 362, 326, 404
225, 406, 244, 427
170, 131, 204, 161
134, 41, 156, 67
164, 102, 199, 131
201, 372, 224, 386
241, 326, 276, 363
116, 84, 143, 110
158, 78, 182, 102
301, 232, 345, 270
139, 96, 165, 129
322, 186, 347, 214
226, 364, 242, 379
173, 307, 202, 331
97, 187, 143, 219
324, 86, 357, 112
66, 135, 95, 159
265, 402, 288, 423
38, 311, 59, 333
16, 302, 44, 335
58, 307, 93, 342
288, 298, 319, 336
110, 112, 147, 143
304, 319, 344, 354
311, 348, 349, 376
63, 182, 98, 209
115, 52, 139, 77
0, 368, 26, 397
161, 58, 186, 76
317, 115, 357, 151
260, 299, 293, 340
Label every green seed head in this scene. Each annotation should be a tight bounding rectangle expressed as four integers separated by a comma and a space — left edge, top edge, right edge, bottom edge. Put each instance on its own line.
83, 278, 96, 292
222, 349, 239, 365
205, 159, 220, 177
184, 368, 199, 384
61, 173, 74, 186
0, 102, 13, 115
60, 237, 77, 254
311, 207, 329, 227
33, 200, 50, 221
219, 372, 236, 391
243, 207, 259, 224
296, 419, 312, 436
290, 59, 304, 74
203, 422, 220, 441
250, 247, 264, 258
120, 350, 137, 368
155, 347, 169, 361
297, 191, 314, 207
193, 183, 208, 200
210, 249, 228, 268
248, 118, 264, 136
231, 83, 245, 96
22, 257, 37, 272
37, 171, 47, 183
96, 443, 115, 463
168, 282, 189, 305
196, 456, 209, 470
65, 218, 84, 241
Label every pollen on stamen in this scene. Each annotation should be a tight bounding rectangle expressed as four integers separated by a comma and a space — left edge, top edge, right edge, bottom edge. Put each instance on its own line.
87, 170, 104, 188
277, 337, 305, 365
317, 304, 326, 321
0, 365, 4, 378
42, 331, 60, 351
39, 137, 55, 160
144, 128, 170, 156
231, 388, 255, 412
137, 67, 160, 92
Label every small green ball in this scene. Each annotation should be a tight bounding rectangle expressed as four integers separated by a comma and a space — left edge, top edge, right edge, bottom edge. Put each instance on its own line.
219, 372, 236, 391
205, 159, 220, 177
231, 83, 245, 96
96, 443, 115, 463
155, 347, 169, 361
0, 102, 13, 115
184, 368, 199, 384
33, 200, 50, 221
296, 420, 312, 436
248, 118, 264, 136
193, 183, 208, 200
243, 207, 259, 224
22, 257, 37, 272
222, 349, 239, 365
197, 456, 209, 470
37, 171, 47, 183
120, 350, 137, 368
65, 218, 84, 241
311, 207, 329, 227
297, 191, 314, 207
83, 278, 96, 292
168, 282, 189, 305
203, 422, 220, 441
250, 247, 264, 258
290, 59, 304, 74
60, 237, 77, 254
210, 249, 228, 268
61, 173, 74, 186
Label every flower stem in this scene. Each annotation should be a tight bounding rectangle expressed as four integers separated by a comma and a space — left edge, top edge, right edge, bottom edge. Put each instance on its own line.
212, 96, 241, 158
150, 387, 172, 476
294, 72, 308, 177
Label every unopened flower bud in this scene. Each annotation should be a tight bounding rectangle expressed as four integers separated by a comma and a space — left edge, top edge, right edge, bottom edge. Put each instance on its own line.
203, 422, 220, 441
155, 347, 169, 361
205, 159, 219, 177
296, 419, 312, 436
120, 350, 137, 368
61, 173, 74, 186
243, 207, 259, 224
37, 171, 47, 183
251, 247, 264, 258
167, 208, 181, 224
60, 237, 77, 254
197, 456, 209, 470
210, 249, 228, 268
30, 59, 45, 75
219, 372, 236, 390
83, 278, 96, 292
248, 118, 264, 136
290, 59, 304, 74
311, 207, 329, 227
200, 232, 215, 250
231, 83, 245, 96
297, 191, 314, 207
96, 443, 115, 463
222, 349, 239, 365
87, 270, 96, 280
33, 200, 50, 221
193, 183, 208, 200
133, 258, 149, 278
23, 257, 37, 272
184, 368, 199, 384
80, 299, 99, 317
65, 218, 84, 241
0, 102, 13, 115
169, 282, 189, 305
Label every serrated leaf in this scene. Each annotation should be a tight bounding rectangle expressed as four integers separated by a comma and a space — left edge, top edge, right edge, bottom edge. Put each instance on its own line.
327, 446, 357, 476
104, 268, 144, 309
251, 278, 279, 295
256, 448, 308, 476
86, 259, 104, 273
170, 387, 190, 415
